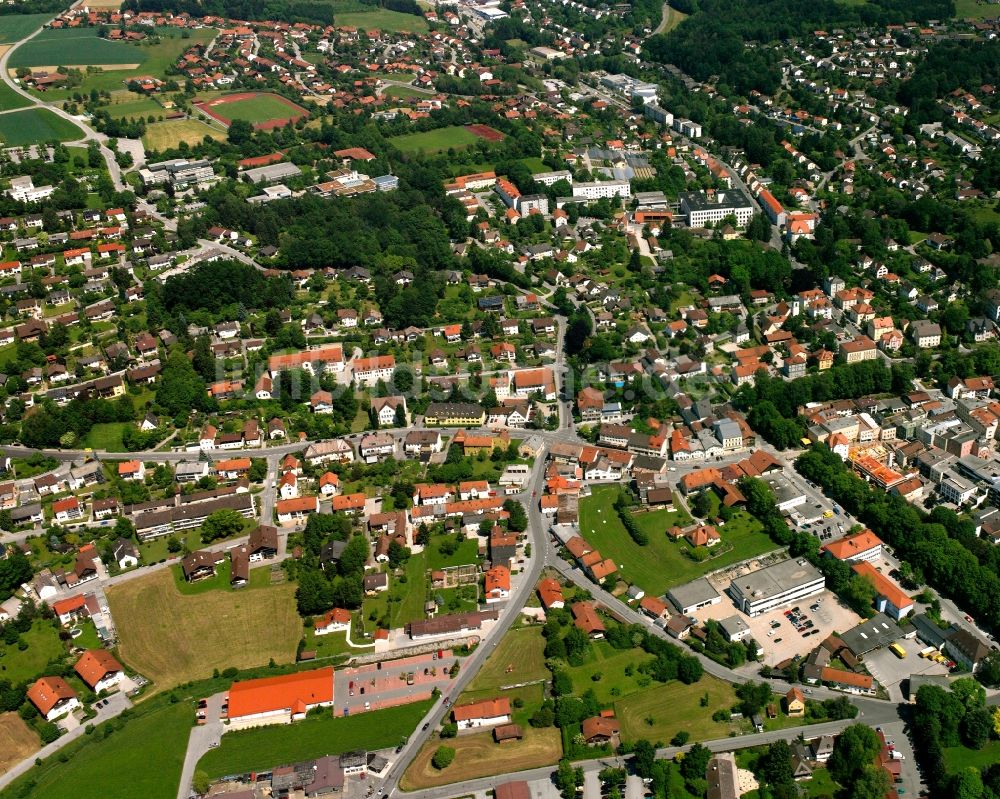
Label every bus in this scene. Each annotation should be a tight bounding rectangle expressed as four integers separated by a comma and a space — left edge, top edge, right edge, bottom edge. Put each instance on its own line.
889, 643, 907, 659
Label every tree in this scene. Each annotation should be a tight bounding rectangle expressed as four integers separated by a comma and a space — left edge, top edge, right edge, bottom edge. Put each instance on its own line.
200, 509, 245, 543
431, 746, 455, 770
680, 743, 711, 782
757, 740, 794, 786
735, 681, 772, 717
387, 540, 410, 569
296, 569, 334, 616
690, 491, 713, 518
503, 499, 528, 532
960, 706, 993, 749
828, 724, 881, 786
228, 118, 252, 145
338, 535, 370, 578
632, 739, 656, 778
977, 650, 1000, 687
849, 766, 892, 799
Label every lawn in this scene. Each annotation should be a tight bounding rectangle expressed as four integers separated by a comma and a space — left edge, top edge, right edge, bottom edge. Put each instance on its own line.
0, 14, 52, 44
138, 529, 200, 565
563, 640, 653, 705
0, 108, 83, 145
0, 620, 64, 685
580, 485, 775, 596
389, 125, 482, 155
104, 92, 163, 120
361, 554, 428, 633
10, 28, 147, 68
142, 118, 224, 151
467, 626, 548, 692
943, 740, 1000, 773
0, 713, 38, 776
107, 569, 301, 694
303, 627, 370, 660
82, 421, 130, 451
199, 700, 434, 778
385, 85, 431, 99
3, 700, 192, 799
616, 674, 738, 745
0, 81, 30, 112
425, 536, 480, 570
335, 9, 428, 32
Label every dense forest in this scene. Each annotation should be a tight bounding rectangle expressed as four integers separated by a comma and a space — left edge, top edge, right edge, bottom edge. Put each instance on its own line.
158, 261, 293, 316
796, 445, 1000, 632
124, 0, 421, 24
644, 0, 955, 93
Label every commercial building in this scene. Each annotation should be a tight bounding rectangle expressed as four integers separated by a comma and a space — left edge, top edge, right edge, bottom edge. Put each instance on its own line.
668, 577, 722, 614
729, 559, 825, 616
227, 667, 334, 730
139, 158, 217, 189
852, 561, 913, 620
679, 190, 754, 228
242, 161, 302, 185
821, 529, 883, 563
840, 612, 904, 658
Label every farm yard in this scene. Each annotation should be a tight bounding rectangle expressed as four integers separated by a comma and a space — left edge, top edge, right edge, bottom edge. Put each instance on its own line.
389, 124, 493, 155
107, 568, 301, 694
0, 108, 83, 145
195, 92, 308, 130
198, 701, 434, 779
142, 118, 225, 151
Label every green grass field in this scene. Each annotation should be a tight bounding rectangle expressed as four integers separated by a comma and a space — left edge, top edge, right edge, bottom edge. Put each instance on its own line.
0, 14, 54, 45
579, 486, 775, 596
0, 620, 64, 685
944, 740, 1000, 772
199, 701, 434, 778
467, 626, 548, 692
207, 93, 305, 125
142, 118, 224, 151
0, 81, 31, 112
335, 9, 428, 32
424, 536, 480, 570
0, 108, 83, 145
389, 125, 482, 155
104, 92, 163, 120
954, 0, 998, 17
385, 85, 430, 100
563, 640, 655, 704
10, 28, 147, 68
616, 674, 737, 745
3, 699, 192, 799
82, 422, 130, 451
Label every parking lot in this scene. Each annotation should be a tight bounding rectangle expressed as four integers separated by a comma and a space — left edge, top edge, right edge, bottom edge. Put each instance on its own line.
863, 643, 951, 702
334, 652, 459, 717
694, 590, 863, 666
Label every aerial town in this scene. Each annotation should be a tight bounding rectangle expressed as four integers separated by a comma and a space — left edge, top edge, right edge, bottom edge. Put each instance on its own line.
0, 0, 994, 797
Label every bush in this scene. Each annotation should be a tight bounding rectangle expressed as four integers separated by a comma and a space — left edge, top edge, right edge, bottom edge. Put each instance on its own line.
671, 731, 690, 746
439, 722, 458, 738
432, 746, 455, 770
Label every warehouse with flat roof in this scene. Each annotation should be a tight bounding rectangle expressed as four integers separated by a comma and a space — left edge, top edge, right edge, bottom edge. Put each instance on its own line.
667, 577, 722, 615
729, 559, 825, 616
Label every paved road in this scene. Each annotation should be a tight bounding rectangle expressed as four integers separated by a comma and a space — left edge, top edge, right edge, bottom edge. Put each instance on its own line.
176, 691, 225, 799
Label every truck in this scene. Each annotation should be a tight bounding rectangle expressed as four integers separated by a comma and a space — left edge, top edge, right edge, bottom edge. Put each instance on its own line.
889, 643, 907, 659
919, 646, 937, 659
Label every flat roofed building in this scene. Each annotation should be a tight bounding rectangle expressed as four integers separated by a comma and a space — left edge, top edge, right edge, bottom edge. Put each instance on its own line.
679, 189, 754, 228
729, 559, 825, 617
667, 577, 722, 614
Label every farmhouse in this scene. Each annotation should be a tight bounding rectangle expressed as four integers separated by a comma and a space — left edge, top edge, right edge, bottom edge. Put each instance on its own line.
227, 667, 335, 730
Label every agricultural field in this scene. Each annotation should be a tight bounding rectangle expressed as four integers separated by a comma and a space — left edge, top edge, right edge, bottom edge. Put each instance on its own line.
334, 9, 428, 32
0, 699, 192, 799
579, 485, 775, 596
142, 118, 224, 151
103, 91, 164, 120
0, 108, 83, 145
0, 713, 38, 776
198, 701, 434, 778
0, 14, 52, 45
107, 568, 301, 693
389, 125, 484, 155
9, 28, 146, 68
196, 92, 307, 129
0, 80, 30, 112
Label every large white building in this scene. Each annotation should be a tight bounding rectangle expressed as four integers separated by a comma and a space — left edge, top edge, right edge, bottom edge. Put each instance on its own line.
679, 190, 754, 228
572, 180, 630, 201
729, 559, 825, 616
7, 176, 54, 203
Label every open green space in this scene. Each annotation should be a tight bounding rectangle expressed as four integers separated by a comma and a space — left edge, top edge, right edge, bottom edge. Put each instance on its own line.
143, 118, 225, 151
467, 625, 548, 692
198, 700, 434, 778
424, 536, 480, 570
943, 740, 1000, 773
10, 28, 148, 68
563, 639, 653, 704
334, 9, 428, 32
104, 93, 163, 120
580, 485, 774, 595
0, 620, 64, 685
206, 93, 305, 125
955, 0, 999, 17
0, 80, 31, 112
82, 421, 129, 451
0, 14, 53, 44
302, 626, 370, 660
0, 108, 83, 145
615, 674, 738, 744
389, 125, 482, 155
385, 85, 430, 100
1, 699, 192, 799
361, 553, 428, 633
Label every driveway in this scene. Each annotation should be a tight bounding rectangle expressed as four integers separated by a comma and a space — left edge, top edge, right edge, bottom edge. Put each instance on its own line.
176, 691, 225, 799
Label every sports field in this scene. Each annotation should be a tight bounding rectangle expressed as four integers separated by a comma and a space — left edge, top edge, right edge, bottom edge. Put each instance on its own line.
107, 568, 301, 693
579, 485, 775, 596
9, 28, 145, 68
0, 713, 38, 776
335, 9, 428, 32
5, 700, 192, 799
0, 14, 51, 45
198, 701, 434, 778
389, 125, 485, 155
143, 118, 225, 151
0, 108, 83, 145
196, 92, 308, 130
